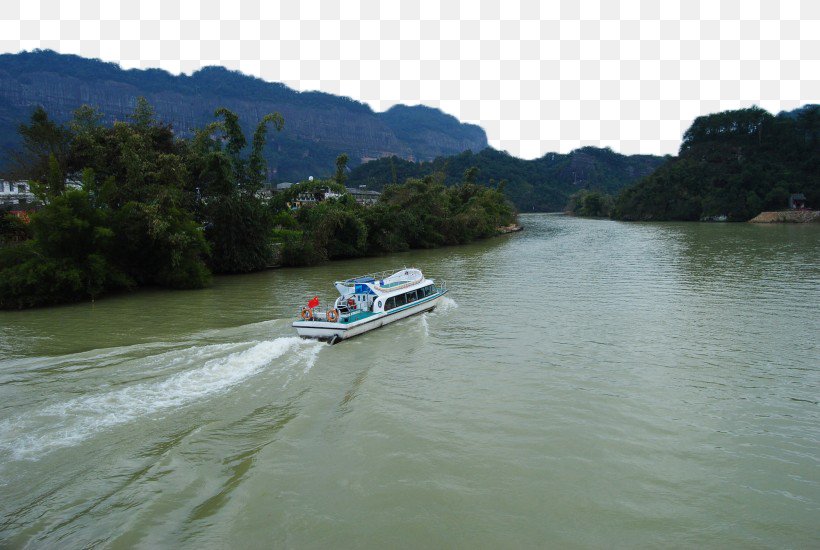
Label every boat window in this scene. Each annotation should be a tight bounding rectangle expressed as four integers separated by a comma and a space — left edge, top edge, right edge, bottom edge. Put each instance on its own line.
384, 297, 395, 311
406, 290, 417, 303
395, 293, 407, 307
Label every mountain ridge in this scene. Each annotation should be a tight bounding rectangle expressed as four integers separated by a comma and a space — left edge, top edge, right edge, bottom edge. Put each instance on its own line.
0, 50, 488, 180
348, 146, 668, 211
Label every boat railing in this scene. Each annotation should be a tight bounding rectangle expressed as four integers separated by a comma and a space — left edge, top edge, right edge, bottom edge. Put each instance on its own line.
335, 267, 418, 287
300, 306, 372, 323
300, 307, 345, 321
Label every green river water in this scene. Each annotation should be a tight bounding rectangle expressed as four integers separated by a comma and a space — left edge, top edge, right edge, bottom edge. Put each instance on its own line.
0, 213, 818, 548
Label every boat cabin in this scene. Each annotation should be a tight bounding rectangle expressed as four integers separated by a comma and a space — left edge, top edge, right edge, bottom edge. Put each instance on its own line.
379, 284, 438, 313
330, 268, 436, 318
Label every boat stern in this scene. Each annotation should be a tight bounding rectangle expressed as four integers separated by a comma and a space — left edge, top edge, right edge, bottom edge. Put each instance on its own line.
292, 320, 347, 342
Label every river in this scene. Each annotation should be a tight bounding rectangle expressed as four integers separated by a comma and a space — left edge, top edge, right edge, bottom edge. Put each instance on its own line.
1, 213, 818, 548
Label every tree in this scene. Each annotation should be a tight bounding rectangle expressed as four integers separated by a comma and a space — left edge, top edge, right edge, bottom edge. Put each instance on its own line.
194, 108, 285, 272
463, 166, 479, 184
335, 153, 349, 187
68, 105, 106, 177
129, 97, 156, 131
205, 195, 275, 273
0, 190, 131, 308
248, 113, 285, 193
111, 200, 211, 288
8, 106, 72, 199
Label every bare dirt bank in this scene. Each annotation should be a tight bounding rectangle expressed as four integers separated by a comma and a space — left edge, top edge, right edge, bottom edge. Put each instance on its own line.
497, 224, 524, 234
749, 210, 820, 223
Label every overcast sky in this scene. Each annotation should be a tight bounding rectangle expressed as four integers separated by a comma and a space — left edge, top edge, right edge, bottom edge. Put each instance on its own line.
1, 0, 817, 158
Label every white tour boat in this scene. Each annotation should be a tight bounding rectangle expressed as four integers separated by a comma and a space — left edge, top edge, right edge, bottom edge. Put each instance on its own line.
292, 268, 448, 343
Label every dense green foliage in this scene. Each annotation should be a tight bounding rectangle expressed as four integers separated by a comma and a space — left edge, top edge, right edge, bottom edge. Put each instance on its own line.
347, 146, 666, 212
612, 105, 820, 221
277, 172, 517, 266
0, 190, 131, 308
565, 190, 613, 218
0, 100, 285, 308
0, 213, 31, 245
1, 101, 516, 308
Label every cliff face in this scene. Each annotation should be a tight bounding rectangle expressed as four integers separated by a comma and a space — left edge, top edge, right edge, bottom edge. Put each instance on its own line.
378, 104, 488, 162
0, 50, 488, 181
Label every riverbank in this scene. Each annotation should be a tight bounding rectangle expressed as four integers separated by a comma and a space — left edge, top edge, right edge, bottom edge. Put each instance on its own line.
749, 210, 820, 223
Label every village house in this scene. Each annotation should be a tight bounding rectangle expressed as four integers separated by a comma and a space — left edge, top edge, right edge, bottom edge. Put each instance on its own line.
788, 193, 807, 209
283, 184, 381, 209
290, 187, 345, 209
345, 186, 381, 206
0, 180, 36, 209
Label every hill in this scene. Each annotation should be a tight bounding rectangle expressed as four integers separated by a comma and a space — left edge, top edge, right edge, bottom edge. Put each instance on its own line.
0, 50, 488, 181
348, 146, 667, 211
612, 105, 820, 221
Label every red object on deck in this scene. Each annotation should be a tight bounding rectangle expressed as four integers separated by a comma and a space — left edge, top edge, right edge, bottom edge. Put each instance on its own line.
308, 296, 319, 309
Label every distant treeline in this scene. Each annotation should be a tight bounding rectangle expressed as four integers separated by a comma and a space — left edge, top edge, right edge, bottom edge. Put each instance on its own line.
0, 101, 516, 309
608, 105, 820, 221
347, 146, 666, 212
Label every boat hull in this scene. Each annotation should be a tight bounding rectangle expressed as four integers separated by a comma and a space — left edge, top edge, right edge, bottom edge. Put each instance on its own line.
293, 291, 446, 342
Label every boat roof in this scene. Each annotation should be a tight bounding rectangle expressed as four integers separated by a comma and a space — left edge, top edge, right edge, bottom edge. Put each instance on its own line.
334, 268, 428, 296
337, 268, 421, 284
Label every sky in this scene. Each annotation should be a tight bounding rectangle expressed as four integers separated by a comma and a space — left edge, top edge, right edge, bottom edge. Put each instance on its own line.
1, 0, 817, 159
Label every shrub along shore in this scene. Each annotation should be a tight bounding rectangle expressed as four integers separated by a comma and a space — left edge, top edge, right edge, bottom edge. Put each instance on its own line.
0, 100, 517, 309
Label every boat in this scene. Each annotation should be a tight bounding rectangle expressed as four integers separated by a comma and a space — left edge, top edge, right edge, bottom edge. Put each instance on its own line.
292, 268, 448, 343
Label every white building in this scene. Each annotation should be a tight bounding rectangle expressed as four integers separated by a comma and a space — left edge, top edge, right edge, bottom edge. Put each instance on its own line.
345, 187, 381, 206
0, 180, 36, 207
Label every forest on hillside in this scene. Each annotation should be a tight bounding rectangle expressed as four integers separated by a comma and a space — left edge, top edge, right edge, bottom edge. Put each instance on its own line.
347, 146, 666, 212
611, 105, 820, 221
0, 101, 515, 309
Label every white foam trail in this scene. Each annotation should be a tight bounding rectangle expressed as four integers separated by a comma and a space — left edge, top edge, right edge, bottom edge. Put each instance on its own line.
437, 296, 459, 313
301, 342, 324, 374
0, 340, 183, 373
420, 315, 430, 337
0, 337, 322, 461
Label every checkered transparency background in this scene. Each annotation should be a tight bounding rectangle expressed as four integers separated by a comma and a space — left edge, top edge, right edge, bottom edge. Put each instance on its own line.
1, 0, 818, 158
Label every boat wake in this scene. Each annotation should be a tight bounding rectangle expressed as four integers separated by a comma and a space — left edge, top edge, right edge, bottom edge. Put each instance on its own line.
0, 336, 323, 461
436, 296, 459, 313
